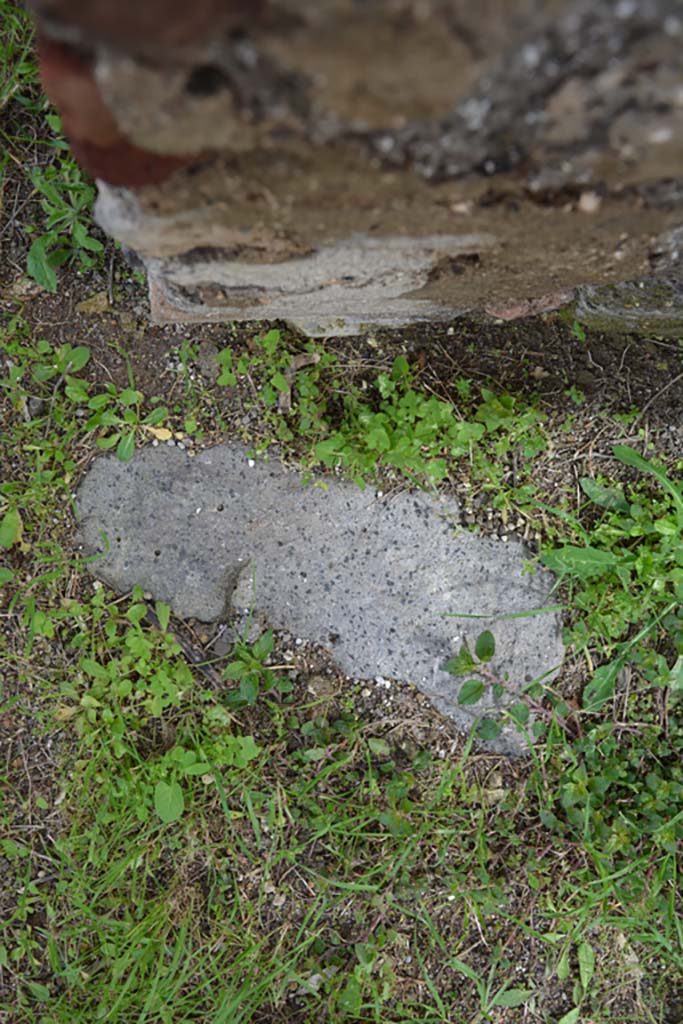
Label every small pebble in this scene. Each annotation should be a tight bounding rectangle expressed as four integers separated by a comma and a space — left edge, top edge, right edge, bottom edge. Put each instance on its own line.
578, 191, 601, 214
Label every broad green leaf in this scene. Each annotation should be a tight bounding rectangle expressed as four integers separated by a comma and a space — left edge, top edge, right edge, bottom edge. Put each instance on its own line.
155, 600, 171, 633
668, 655, 683, 692
252, 629, 274, 662
583, 662, 620, 711
542, 545, 618, 579
442, 644, 476, 676
476, 718, 502, 741
234, 735, 259, 767
492, 988, 534, 1008
223, 660, 247, 680
578, 941, 595, 990
303, 746, 328, 762
26, 981, 51, 1002
271, 372, 289, 392
81, 234, 104, 252
579, 477, 629, 512
0, 508, 22, 549
183, 762, 212, 776
378, 809, 413, 837
457, 678, 485, 705
239, 677, 259, 704
368, 737, 391, 757
154, 781, 184, 823
80, 658, 109, 680
96, 434, 120, 450
88, 393, 112, 410
508, 702, 530, 726
259, 328, 281, 354
337, 977, 362, 1014
475, 629, 495, 662
126, 603, 147, 625
355, 942, 377, 972
65, 380, 90, 402
143, 406, 168, 426
557, 1008, 581, 1024
556, 948, 570, 981
0, 569, 14, 585
366, 426, 391, 452
314, 437, 342, 463
27, 238, 57, 292
118, 387, 141, 406
32, 362, 56, 383
116, 431, 136, 461
64, 345, 90, 372
391, 355, 410, 380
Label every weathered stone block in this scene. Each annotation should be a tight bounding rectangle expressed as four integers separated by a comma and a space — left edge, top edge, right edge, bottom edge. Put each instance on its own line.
28, 0, 683, 335
76, 443, 565, 754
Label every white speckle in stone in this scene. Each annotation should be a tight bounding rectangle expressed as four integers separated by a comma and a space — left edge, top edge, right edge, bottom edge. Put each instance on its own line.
375, 676, 391, 688
152, 439, 159, 447
195, 507, 202, 514
248, 459, 255, 468
649, 126, 673, 145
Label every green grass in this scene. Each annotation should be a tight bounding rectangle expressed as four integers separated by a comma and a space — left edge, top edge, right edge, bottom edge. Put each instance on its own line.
2, 313, 683, 1023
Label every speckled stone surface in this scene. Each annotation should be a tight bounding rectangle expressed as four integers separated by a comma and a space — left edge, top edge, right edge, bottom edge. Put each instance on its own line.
76, 443, 565, 753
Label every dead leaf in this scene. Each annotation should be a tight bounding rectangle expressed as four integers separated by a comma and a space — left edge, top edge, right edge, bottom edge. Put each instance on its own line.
143, 425, 173, 441
55, 706, 78, 722
76, 291, 110, 315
